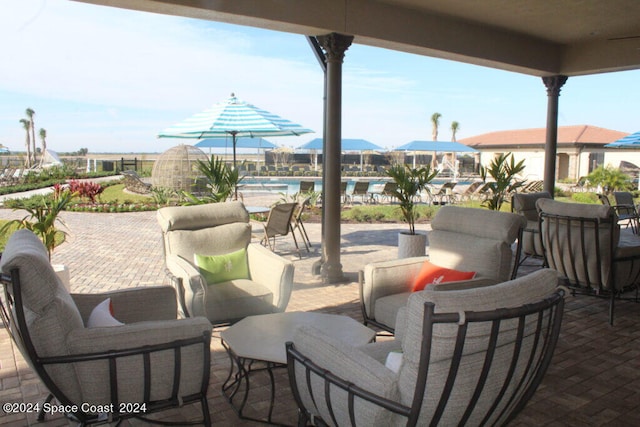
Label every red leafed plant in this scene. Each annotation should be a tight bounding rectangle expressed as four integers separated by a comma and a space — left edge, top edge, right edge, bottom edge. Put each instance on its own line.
68, 180, 104, 203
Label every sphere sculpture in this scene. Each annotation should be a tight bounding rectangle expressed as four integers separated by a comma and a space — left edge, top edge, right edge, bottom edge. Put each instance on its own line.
151, 144, 208, 193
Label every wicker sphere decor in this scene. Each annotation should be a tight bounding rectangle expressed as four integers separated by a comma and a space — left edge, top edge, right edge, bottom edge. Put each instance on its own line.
151, 144, 208, 192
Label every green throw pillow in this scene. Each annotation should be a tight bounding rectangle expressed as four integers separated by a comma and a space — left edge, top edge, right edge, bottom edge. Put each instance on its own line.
194, 248, 249, 285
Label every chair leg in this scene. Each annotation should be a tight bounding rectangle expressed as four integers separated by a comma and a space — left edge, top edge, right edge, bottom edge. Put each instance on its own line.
296, 226, 310, 252
201, 397, 212, 427
289, 225, 302, 259
298, 221, 311, 251
609, 292, 615, 326
297, 409, 310, 427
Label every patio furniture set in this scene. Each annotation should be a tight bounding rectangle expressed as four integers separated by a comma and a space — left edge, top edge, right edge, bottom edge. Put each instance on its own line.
1, 194, 639, 425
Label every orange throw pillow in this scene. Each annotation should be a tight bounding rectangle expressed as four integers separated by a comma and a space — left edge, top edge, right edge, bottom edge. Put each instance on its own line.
412, 260, 476, 291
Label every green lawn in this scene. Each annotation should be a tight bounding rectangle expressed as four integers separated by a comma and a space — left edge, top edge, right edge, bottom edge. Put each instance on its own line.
99, 184, 153, 203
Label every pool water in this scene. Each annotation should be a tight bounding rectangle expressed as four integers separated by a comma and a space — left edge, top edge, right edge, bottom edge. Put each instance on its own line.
238, 178, 471, 194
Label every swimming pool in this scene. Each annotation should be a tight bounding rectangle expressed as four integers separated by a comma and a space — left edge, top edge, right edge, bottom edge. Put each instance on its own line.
237, 178, 472, 194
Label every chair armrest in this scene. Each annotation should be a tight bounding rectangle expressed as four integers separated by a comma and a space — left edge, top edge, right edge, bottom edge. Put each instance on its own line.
67, 317, 212, 405
360, 257, 427, 319
426, 276, 498, 291
247, 243, 294, 311
72, 286, 177, 325
288, 325, 401, 426
165, 254, 207, 318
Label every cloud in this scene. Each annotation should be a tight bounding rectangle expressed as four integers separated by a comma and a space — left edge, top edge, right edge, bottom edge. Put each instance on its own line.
0, 1, 322, 112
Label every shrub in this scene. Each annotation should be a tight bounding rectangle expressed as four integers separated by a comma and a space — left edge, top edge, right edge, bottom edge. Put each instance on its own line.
68, 180, 104, 203
571, 192, 599, 204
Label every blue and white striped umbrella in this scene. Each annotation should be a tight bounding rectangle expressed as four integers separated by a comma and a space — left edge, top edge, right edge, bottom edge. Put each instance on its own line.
158, 93, 313, 166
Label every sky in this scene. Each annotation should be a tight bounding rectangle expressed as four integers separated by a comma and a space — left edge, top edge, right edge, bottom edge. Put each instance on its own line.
1, 0, 639, 154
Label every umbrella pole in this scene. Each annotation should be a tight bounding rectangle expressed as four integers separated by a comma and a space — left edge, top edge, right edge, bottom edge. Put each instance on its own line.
232, 133, 238, 200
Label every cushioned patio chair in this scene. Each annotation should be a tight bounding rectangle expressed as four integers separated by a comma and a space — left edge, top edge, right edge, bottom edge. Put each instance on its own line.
288, 269, 564, 427
0, 229, 213, 426
360, 206, 526, 332
537, 198, 640, 325
157, 201, 294, 326
512, 191, 552, 266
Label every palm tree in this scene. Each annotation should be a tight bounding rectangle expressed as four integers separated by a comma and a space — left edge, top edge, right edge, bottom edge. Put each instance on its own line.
430, 112, 442, 140
19, 118, 31, 168
451, 121, 460, 142
39, 128, 47, 152
430, 112, 442, 168
25, 108, 36, 165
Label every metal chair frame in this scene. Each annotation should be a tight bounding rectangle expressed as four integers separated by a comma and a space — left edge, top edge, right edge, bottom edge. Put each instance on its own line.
539, 210, 640, 324
0, 267, 211, 427
287, 290, 564, 427
598, 193, 640, 234
292, 197, 312, 252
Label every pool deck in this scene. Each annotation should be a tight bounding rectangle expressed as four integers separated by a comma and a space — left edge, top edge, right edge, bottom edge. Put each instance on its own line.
1, 192, 640, 426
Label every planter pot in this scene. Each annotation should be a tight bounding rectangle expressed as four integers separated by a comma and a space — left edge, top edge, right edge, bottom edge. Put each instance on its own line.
52, 264, 71, 292
398, 232, 427, 259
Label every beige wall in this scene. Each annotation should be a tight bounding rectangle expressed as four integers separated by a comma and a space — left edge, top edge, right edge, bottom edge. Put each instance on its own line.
476, 146, 640, 182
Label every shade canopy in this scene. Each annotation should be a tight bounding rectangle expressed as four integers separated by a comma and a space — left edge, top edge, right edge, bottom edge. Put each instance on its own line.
394, 140, 477, 153
195, 137, 277, 150
298, 138, 383, 151
158, 93, 313, 166
605, 131, 640, 148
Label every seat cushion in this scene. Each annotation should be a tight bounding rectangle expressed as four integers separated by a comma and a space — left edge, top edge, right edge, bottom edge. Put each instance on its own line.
205, 279, 275, 323
374, 292, 411, 330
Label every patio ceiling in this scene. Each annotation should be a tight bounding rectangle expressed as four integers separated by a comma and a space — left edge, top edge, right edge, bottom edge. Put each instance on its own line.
74, 0, 640, 76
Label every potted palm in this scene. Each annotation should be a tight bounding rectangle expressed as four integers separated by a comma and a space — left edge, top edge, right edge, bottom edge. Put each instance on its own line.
386, 164, 438, 258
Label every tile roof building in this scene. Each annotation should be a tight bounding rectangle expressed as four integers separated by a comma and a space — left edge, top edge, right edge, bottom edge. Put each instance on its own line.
460, 125, 632, 181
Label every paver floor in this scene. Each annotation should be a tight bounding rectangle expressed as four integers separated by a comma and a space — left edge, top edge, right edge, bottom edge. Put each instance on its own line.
1, 192, 639, 426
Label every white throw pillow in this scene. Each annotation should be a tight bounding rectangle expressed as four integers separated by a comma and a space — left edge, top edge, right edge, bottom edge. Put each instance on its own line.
385, 350, 403, 373
87, 298, 124, 328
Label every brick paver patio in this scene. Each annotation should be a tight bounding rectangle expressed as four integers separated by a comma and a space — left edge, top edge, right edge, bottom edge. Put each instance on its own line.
1, 193, 639, 426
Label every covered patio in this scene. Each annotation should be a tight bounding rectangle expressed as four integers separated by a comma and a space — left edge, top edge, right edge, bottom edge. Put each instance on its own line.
1, 197, 640, 425
73, 0, 640, 284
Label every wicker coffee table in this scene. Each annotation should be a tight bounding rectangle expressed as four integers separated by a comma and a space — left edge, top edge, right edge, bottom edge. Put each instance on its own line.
221, 311, 375, 425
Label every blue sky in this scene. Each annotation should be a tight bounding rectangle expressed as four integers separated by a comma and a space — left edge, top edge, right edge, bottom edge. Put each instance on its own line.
1, 0, 639, 154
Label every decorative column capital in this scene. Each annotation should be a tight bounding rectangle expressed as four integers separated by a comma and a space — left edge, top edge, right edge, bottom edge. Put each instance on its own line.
542, 75, 568, 97
317, 33, 354, 62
